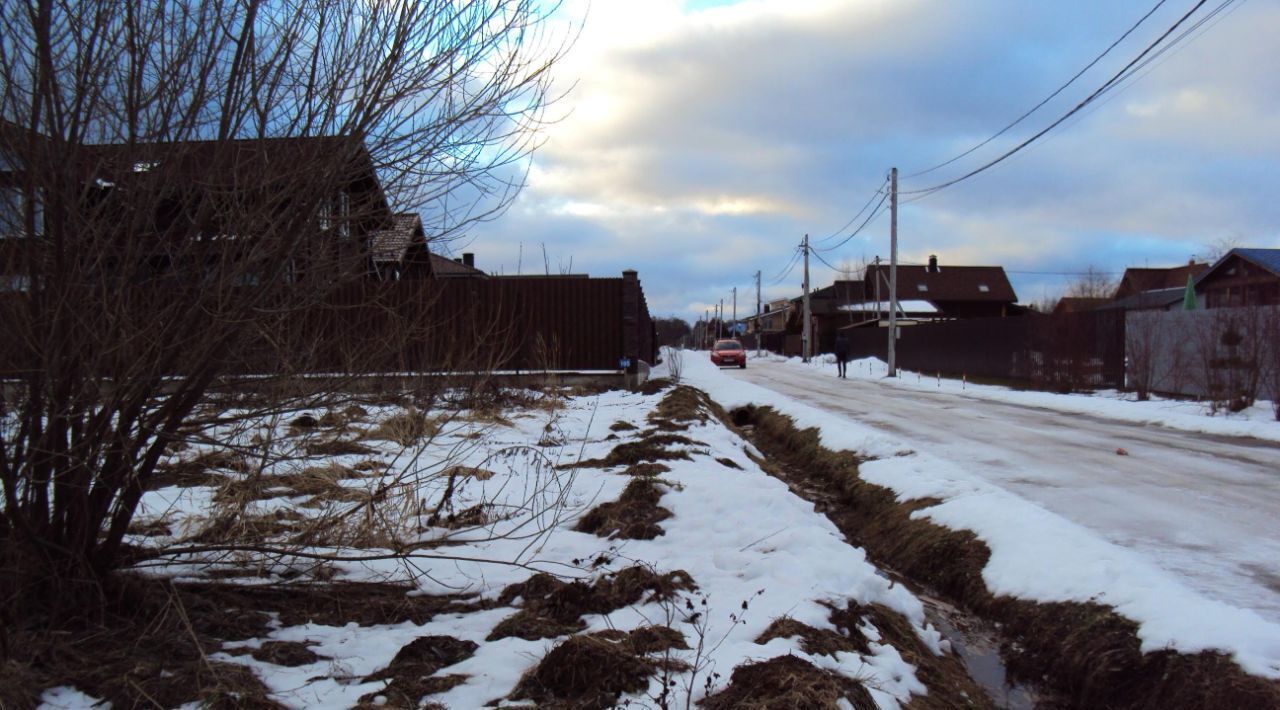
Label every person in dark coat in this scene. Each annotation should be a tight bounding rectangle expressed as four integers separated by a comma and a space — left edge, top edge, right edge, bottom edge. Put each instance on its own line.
833, 332, 850, 378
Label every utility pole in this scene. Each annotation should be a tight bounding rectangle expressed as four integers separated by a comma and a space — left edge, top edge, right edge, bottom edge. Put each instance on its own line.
755, 270, 762, 357
802, 234, 811, 363
718, 299, 724, 339
874, 255, 881, 323
732, 287, 737, 338
887, 167, 899, 378
704, 308, 710, 349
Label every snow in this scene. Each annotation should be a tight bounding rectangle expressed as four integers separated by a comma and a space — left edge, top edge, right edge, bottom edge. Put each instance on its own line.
37, 687, 107, 709
130, 385, 942, 708
840, 300, 938, 314
681, 349, 1280, 679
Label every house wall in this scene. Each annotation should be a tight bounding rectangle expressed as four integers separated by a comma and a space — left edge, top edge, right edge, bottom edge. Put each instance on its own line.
1125, 307, 1279, 402
1200, 255, 1280, 309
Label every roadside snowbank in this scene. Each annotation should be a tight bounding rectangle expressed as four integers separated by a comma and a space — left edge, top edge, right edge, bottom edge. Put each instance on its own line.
680, 352, 1280, 679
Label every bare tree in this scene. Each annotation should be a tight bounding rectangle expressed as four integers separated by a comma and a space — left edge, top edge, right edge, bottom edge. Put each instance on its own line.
0, 0, 568, 616
1065, 266, 1118, 300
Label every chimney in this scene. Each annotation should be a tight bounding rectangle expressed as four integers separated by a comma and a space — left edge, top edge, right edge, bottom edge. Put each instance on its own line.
462, 253, 475, 268
928, 255, 939, 273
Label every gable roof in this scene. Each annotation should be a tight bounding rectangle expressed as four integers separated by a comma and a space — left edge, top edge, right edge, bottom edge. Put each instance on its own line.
429, 252, 485, 277
1203, 248, 1280, 280
369, 213, 423, 263
1114, 262, 1208, 298
863, 264, 1017, 302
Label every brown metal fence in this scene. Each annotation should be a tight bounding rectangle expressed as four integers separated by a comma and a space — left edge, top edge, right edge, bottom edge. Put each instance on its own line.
844, 311, 1126, 390
0, 275, 655, 377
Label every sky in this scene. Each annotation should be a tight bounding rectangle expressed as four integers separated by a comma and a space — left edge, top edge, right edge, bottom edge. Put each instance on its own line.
449, 0, 1280, 322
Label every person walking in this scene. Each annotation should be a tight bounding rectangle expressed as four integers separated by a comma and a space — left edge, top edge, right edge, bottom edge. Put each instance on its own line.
834, 332, 850, 378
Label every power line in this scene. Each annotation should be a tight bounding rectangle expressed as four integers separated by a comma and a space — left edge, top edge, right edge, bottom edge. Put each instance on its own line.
903, 0, 1171, 180
813, 177, 889, 247
769, 245, 803, 285
900, 0, 1216, 198
814, 191, 889, 253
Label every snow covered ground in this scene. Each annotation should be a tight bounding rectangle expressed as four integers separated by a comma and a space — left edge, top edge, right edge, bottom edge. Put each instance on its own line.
680, 349, 1280, 679
42, 385, 950, 709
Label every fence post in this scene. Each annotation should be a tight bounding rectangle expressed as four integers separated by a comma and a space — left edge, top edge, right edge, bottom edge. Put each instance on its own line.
622, 270, 640, 375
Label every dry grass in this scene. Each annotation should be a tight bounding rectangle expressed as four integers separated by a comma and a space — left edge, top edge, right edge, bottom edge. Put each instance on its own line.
212, 464, 369, 507
701, 654, 877, 710
304, 438, 375, 457
359, 635, 477, 707
734, 403, 1280, 710
363, 406, 440, 446
755, 615, 868, 657
509, 626, 689, 709
575, 477, 672, 540
488, 567, 696, 642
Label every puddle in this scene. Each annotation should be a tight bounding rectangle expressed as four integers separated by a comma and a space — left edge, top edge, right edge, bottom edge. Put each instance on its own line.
921, 594, 1039, 710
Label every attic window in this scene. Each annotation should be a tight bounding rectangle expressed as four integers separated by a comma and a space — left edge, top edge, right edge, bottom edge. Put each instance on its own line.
917, 284, 928, 292
978, 284, 990, 292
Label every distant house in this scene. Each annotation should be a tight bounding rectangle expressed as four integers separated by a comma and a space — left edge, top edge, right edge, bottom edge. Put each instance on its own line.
1113, 260, 1208, 300
861, 256, 1018, 319
1, 133, 395, 288
368, 213, 488, 281
1195, 248, 1280, 308
778, 256, 1018, 354
1102, 260, 1209, 312
1052, 297, 1109, 315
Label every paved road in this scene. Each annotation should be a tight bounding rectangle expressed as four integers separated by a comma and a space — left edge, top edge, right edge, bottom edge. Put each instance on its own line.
729, 360, 1280, 624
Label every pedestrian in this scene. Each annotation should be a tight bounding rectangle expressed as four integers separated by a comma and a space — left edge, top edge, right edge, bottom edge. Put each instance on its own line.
834, 332, 850, 378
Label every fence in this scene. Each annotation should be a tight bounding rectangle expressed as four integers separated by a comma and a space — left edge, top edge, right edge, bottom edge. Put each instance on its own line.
1126, 306, 1279, 406
843, 311, 1127, 390
0, 274, 656, 377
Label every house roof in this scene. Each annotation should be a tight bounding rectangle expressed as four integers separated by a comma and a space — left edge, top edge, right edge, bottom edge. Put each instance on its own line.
1115, 262, 1208, 297
863, 264, 1017, 302
429, 252, 485, 277
1195, 248, 1280, 284
1052, 297, 1108, 314
1096, 287, 1184, 312
369, 213, 422, 263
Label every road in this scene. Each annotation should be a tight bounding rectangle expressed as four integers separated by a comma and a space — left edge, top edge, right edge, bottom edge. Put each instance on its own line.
728, 359, 1280, 624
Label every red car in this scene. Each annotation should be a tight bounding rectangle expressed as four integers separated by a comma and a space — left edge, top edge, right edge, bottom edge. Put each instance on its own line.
710, 339, 747, 368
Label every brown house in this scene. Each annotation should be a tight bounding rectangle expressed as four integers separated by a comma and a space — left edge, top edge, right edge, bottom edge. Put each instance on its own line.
862, 257, 1017, 319
1113, 260, 1209, 300
1196, 248, 1280, 308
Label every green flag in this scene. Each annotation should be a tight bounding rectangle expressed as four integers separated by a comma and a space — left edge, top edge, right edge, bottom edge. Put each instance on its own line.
1182, 273, 1197, 310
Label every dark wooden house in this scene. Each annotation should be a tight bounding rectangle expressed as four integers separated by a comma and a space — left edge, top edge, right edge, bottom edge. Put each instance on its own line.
1196, 248, 1280, 309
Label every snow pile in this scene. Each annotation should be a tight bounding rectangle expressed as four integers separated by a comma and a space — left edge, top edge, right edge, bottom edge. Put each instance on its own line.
680, 351, 1280, 679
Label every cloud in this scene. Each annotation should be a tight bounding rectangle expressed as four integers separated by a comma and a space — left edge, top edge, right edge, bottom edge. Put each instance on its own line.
467, 0, 1280, 320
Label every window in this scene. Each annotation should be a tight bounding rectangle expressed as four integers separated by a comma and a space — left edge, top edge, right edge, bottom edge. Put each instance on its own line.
0, 186, 42, 237
0, 274, 30, 292
916, 284, 928, 292
978, 284, 990, 293
337, 191, 351, 239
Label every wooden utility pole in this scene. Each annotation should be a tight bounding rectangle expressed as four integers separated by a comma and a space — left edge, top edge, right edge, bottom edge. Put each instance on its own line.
888, 167, 899, 378
755, 270, 762, 357
802, 234, 811, 362
718, 299, 724, 339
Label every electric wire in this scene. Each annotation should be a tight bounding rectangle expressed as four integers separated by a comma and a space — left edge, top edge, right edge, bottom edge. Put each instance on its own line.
900, 0, 1214, 198
903, 0, 1170, 180
769, 245, 803, 285
814, 191, 889, 253
813, 177, 889, 247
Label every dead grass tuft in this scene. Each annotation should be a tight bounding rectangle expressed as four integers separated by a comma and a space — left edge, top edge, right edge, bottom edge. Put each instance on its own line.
609, 420, 638, 432
570, 434, 696, 469
575, 477, 672, 540
646, 384, 730, 431
755, 615, 868, 657
213, 464, 369, 507
148, 450, 246, 490
623, 462, 670, 477
701, 654, 876, 710
304, 438, 375, 457
234, 640, 322, 667
488, 567, 696, 642
364, 406, 440, 446
360, 635, 477, 707
510, 626, 688, 709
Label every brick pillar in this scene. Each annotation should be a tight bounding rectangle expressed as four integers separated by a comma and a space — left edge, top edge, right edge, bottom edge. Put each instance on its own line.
622, 269, 639, 374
